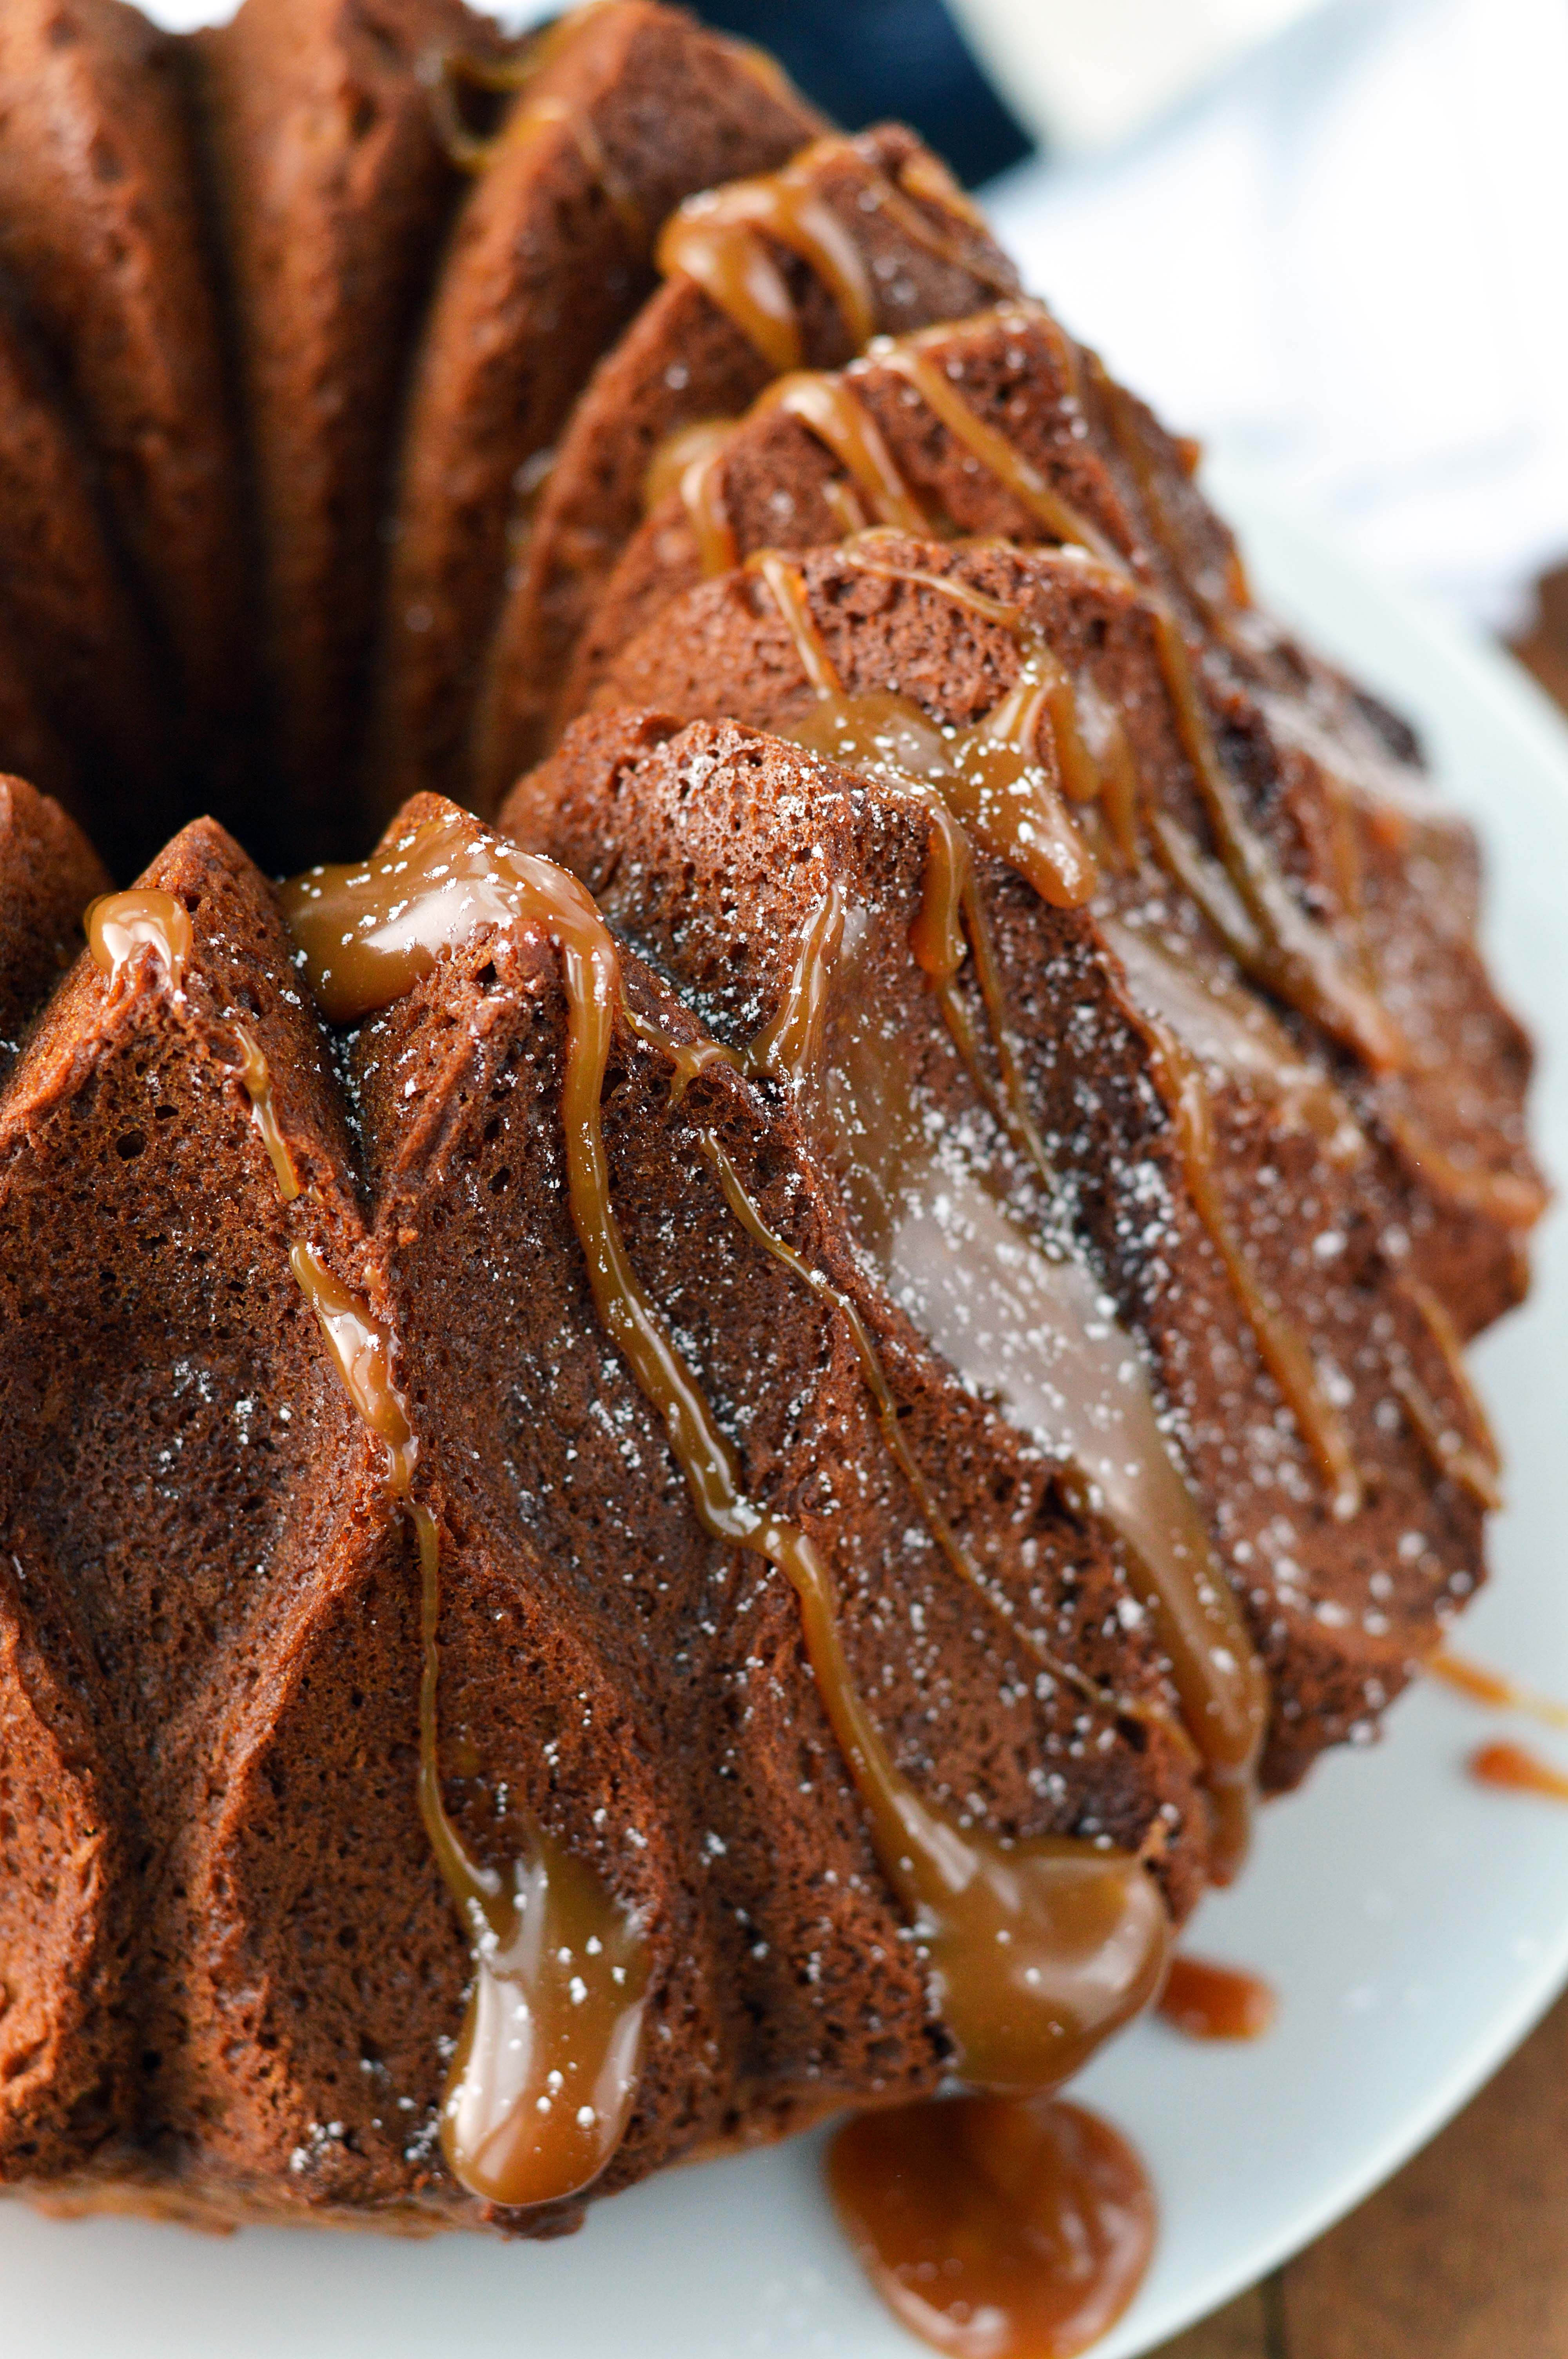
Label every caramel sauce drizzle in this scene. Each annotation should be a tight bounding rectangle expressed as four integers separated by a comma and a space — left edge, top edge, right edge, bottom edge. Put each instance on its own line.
1141, 606, 1406, 1074
748, 549, 1076, 1179
752, 550, 1096, 912
740, 878, 844, 1085
1114, 983, 1365, 1522
678, 436, 741, 578
691, 314, 1403, 1083
867, 175, 1016, 295
654, 133, 1012, 383
830, 331, 1403, 1070
642, 417, 737, 518
279, 829, 653, 2212
657, 137, 876, 373
87, 890, 191, 994
1429, 1651, 1568, 1730
428, 20, 646, 245
846, 511, 1392, 1084
759, 541, 1364, 1522
94, 858, 650, 2208
1156, 1953, 1276, 2041
725, 854, 1265, 1849
744, 551, 1267, 1857
875, 320, 1123, 567
1469, 1741, 1568, 1805
1099, 920, 1366, 1166
283, 1239, 652, 2210
829, 2093, 1156, 2359
897, 147, 990, 232
700, 1127, 1173, 1739
91, 896, 303, 1222
1091, 351, 1252, 629
285, 807, 1172, 2099
1073, 681, 1142, 869
763, 374, 931, 535
231, 1025, 301, 1203
1391, 1278, 1504, 1511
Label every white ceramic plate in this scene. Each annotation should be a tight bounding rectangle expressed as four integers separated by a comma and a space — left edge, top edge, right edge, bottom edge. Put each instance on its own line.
7, 486, 1568, 2357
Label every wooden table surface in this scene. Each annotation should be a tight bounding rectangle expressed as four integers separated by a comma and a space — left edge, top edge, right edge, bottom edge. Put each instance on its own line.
1152, 570, 1568, 2359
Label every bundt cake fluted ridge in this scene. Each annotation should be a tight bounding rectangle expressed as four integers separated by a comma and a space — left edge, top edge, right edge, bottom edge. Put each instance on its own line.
368, 1, 825, 823
470, 119, 1020, 798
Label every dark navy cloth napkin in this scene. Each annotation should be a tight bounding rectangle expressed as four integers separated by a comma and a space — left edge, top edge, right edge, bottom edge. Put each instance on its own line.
691, 0, 1034, 186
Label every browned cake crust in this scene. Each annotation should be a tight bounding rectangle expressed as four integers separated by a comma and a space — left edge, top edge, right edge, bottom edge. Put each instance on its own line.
595, 544, 1541, 1343
471, 121, 1018, 802
0, 778, 110, 1072
196, 0, 493, 862
0, 285, 174, 874
0, 791, 1204, 2225
0, 819, 381, 2188
0, 0, 247, 790
560, 300, 1281, 732
370, 0, 821, 822
504, 699, 1494, 1790
565, 312, 1542, 1329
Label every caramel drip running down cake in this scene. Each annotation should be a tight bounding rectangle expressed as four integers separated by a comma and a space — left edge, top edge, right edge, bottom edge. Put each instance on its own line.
0, 0, 1542, 2319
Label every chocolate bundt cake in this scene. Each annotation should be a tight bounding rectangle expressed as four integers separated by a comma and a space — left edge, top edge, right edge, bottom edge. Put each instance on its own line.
0, 0, 1542, 2248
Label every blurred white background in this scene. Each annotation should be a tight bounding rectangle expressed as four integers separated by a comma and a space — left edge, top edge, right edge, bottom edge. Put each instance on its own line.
971, 0, 1568, 636
147, 0, 1568, 636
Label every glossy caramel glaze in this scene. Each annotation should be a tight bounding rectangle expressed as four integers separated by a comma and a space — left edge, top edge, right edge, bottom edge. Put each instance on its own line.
682, 319, 1406, 1072
411, 1502, 650, 2208
755, 550, 1096, 912
740, 880, 844, 1084
742, 551, 1269, 1854
1157, 1954, 1276, 2041
876, 313, 1122, 565
643, 417, 737, 516
286, 1234, 649, 2210
1392, 1279, 1504, 1510
763, 374, 930, 535
829, 2093, 1156, 2358
87, 889, 192, 993
701, 1128, 1176, 1745
679, 436, 742, 578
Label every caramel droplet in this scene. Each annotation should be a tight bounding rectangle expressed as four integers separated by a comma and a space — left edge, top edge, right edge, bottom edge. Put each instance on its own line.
1157, 1953, 1276, 2041
1469, 1742, 1568, 1805
829, 2093, 1156, 2359
87, 889, 192, 992
411, 1504, 649, 2210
